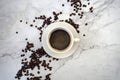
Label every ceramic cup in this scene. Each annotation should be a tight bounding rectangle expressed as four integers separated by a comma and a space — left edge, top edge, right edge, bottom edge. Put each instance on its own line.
42, 22, 80, 58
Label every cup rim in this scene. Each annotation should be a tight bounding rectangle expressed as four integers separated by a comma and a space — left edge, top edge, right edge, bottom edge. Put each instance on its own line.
42, 22, 80, 58
47, 28, 74, 53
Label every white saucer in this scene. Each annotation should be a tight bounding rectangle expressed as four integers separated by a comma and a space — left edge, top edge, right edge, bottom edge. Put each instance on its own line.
42, 22, 80, 58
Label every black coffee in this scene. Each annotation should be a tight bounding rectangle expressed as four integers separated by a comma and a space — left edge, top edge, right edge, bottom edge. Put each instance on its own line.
49, 30, 71, 50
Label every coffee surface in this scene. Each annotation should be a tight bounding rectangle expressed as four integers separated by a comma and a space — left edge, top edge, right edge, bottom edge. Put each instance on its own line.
49, 30, 71, 50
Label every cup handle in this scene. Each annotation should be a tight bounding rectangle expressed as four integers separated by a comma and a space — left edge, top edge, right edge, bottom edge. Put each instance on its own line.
74, 38, 80, 42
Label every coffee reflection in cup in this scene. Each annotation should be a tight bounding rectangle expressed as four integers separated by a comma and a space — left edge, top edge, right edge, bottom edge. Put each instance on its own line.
49, 29, 71, 51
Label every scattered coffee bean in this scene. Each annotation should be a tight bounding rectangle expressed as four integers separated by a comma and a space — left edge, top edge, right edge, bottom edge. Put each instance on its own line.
21, 54, 25, 57
22, 49, 24, 52
16, 32, 18, 34
30, 24, 33, 27
83, 4, 87, 7
37, 71, 40, 74
26, 22, 28, 24
85, 23, 88, 26
62, 4, 64, 6
25, 38, 28, 40
70, 13, 76, 16
35, 26, 37, 28
89, 7, 93, 13
15, 0, 93, 80
83, 34, 86, 36
45, 73, 51, 80
88, 2, 90, 5
77, 30, 80, 33
24, 58, 27, 61
33, 20, 35, 22
49, 60, 51, 62
20, 20, 22, 22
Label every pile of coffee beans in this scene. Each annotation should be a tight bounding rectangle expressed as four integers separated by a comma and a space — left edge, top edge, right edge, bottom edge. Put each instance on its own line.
15, 0, 93, 80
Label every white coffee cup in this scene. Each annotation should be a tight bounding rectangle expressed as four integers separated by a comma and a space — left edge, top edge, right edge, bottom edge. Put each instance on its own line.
42, 22, 80, 58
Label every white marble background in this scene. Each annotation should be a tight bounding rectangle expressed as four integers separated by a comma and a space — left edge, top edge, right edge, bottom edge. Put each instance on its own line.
0, 0, 120, 80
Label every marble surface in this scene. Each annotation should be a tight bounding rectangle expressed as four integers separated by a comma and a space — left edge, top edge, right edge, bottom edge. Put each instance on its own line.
0, 0, 120, 80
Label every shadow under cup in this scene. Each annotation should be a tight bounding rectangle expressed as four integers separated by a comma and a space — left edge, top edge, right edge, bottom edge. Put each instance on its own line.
49, 29, 71, 52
